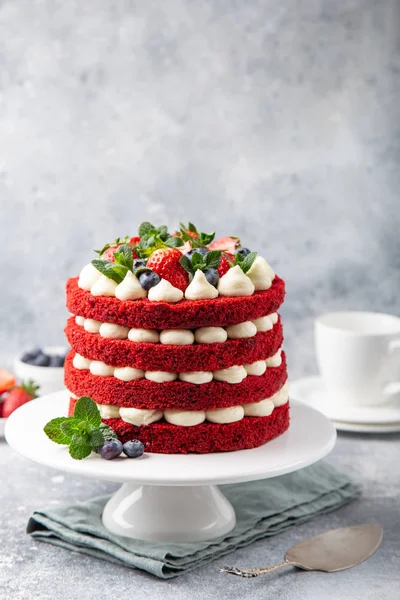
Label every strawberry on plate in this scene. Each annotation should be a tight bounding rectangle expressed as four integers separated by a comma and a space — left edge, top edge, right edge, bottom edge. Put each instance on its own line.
0, 369, 16, 395
2, 380, 39, 419
208, 236, 240, 254
147, 248, 189, 292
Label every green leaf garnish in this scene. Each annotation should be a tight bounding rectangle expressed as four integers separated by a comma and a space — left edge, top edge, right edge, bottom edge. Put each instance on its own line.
179, 250, 222, 276
165, 237, 184, 248
205, 250, 222, 270
69, 434, 92, 460
43, 417, 71, 445
138, 222, 156, 238
74, 396, 101, 427
91, 259, 129, 284
113, 244, 134, 271
237, 251, 257, 273
94, 236, 131, 257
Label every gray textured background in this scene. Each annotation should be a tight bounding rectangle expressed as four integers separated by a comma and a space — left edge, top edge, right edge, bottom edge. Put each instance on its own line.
0, 0, 399, 376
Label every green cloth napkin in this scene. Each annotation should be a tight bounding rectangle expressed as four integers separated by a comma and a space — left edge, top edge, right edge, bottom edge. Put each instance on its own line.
27, 461, 360, 579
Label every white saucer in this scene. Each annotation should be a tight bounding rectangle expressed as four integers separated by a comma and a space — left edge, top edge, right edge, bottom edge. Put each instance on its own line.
290, 376, 400, 433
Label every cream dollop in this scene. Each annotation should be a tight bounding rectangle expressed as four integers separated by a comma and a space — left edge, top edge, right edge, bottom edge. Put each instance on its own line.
218, 265, 255, 297
194, 327, 228, 344
114, 366, 145, 381
72, 353, 91, 370
91, 275, 117, 297
226, 321, 257, 339
252, 316, 273, 332
243, 399, 274, 417
89, 361, 115, 377
271, 380, 289, 406
83, 319, 102, 334
160, 329, 194, 345
206, 406, 244, 424
99, 322, 130, 339
178, 371, 213, 384
145, 371, 177, 383
115, 271, 147, 301
164, 409, 206, 427
120, 407, 164, 426
269, 312, 278, 325
184, 270, 218, 300
128, 328, 160, 343
266, 349, 282, 368
78, 263, 102, 291
213, 365, 247, 384
75, 315, 85, 326
148, 279, 183, 303
244, 360, 267, 376
98, 404, 120, 419
246, 256, 275, 291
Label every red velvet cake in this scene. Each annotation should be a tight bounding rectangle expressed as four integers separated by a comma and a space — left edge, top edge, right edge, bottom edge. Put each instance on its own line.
65, 222, 290, 453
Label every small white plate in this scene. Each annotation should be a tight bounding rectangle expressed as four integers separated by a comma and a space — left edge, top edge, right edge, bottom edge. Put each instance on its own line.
290, 376, 400, 433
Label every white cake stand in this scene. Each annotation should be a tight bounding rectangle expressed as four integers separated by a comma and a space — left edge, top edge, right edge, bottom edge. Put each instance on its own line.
5, 391, 336, 543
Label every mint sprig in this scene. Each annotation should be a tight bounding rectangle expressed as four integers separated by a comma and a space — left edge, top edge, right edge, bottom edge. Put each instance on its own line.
180, 250, 222, 276
234, 251, 257, 273
178, 222, 215, 247
94, 236, 131, 257
91, 243, 136, 283
43, 397, 117, 460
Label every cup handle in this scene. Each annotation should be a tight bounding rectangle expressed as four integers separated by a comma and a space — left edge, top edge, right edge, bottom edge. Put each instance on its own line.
383, 339, 400, 400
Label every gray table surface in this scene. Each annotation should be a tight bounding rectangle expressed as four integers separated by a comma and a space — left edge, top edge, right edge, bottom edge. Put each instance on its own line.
1, 429, 399, 600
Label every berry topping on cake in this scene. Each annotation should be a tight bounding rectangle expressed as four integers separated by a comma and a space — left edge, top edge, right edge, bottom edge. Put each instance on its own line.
96, 236, 140, 262
138, 270, 161, 290
235, 247, 251, 258
208, 236, 240, 254
147, 248, 189, 292
217, 253, 234, 277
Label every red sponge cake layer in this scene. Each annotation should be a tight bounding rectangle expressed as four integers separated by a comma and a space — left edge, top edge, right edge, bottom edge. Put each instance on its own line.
68, 397, 290, 454
66, 276, 285, 330
65, 317, 283, 372
65, 351, 287, 410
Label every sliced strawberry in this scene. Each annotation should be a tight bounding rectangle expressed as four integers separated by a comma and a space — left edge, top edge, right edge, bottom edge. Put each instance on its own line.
103, 237, 140, 262
0, 370, 16, 395
2, 380, 39, 418
208, 236, 240, 254
147, 248, 189, 292
217, 253, 235, 277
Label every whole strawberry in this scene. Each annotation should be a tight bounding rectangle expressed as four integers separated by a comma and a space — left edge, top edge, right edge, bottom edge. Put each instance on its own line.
2, 380, 39, 418
147, 248, 189, 292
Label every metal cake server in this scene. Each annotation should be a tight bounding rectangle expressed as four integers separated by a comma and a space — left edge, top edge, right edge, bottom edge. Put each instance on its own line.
219, 524, 383, 578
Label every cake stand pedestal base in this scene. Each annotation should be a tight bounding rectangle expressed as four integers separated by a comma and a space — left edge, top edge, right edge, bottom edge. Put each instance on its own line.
102, 483, 236, 542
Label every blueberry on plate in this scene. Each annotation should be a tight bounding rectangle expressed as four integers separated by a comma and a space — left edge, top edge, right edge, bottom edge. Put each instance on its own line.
123, 439, 145, 458
99, 438, 123, 460
203, 268, 219, 287
138, 270, 161, 290
48, 355, 65, 368
235, 247, 251, 257
21, 348, 43, 364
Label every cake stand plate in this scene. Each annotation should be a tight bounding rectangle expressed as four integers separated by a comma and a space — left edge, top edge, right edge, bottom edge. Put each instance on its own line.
5, 392, 336, 543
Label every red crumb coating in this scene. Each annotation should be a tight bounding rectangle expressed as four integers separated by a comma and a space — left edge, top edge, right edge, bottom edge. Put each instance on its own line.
64, 351, 288, 410
66, 275, 285, 330
68, 398, 290, 454
65, 317, 283, 372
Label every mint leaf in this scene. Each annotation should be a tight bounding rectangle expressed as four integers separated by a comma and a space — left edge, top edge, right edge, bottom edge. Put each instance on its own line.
69, 434, 92, 460
100, 423, 118, 439
165, 237, 183, 248
179, 254, 194, 275
60, 418, 82, 439
205, 250, 221, 269
73, 397, 101, 427
91, 259, 128, 284
138, 222, 155, 237
89, 429, 105, 451
157, 225, 169, 240
242, 251, 257, 273
188, 222, 198, 233
191, 251, 204, 269
43, 417, 71, 445
113, 244, 133, 270
198, 231, 215, 246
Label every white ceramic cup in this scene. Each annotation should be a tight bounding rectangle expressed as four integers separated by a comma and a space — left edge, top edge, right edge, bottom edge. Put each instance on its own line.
315, 311, 400, 407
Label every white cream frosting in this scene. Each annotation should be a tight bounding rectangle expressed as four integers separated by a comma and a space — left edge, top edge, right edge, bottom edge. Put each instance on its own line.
160, 329, 195, 346
72, 353, 92, 370
246, 256, 275, 290
269, 312, 278, 325
252, 316, 273, 332
226, 321, 257, 339
89, 361, 115, 377
145, 370, 177, 383
99, 322, 130, 340
194, 327, 228, 344
271, 380, 289, 406
164, 409, 206, 426
91, 275, 117, 297
148, 279, 183, 303
244, 360, 267, 376
75, 315, 85, 326
266, 349, 282, 368
84, 319, 102, 334
98, 404, 120, 419
179, 371, 213, 384
120, 407, 164, 426
184, 270, 219, 300
218, 265, 255, 297
206, 406, 245, 424
213, 365, 247, 384
128, 328, 160, 343
78, 263, 102, 291
243, 399, 274, 417
114, 366, 145, 381
115, 271, 147, 301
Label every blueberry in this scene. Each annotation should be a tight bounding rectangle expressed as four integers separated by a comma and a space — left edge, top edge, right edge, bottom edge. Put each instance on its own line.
123, 439, 145, 458
186, 248, 207, 259
21, 348, 42, 364
235, 247, 251, 257
138, 270, 161, 290
49, 355, 65, 367
133, 258, 146, 269
99, 438, 123, 460
204, 268, 219, 287
30, 353, 51, 367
